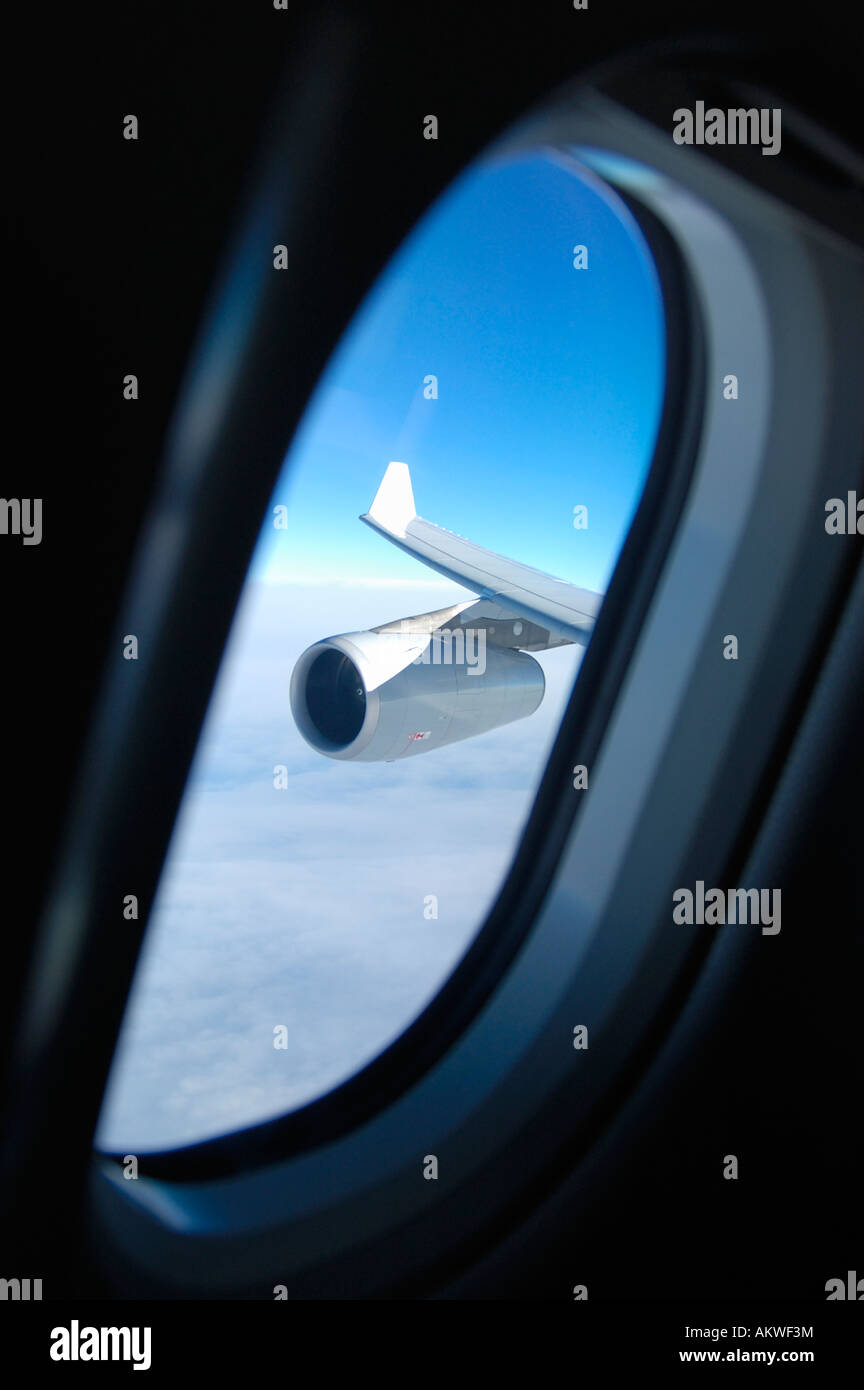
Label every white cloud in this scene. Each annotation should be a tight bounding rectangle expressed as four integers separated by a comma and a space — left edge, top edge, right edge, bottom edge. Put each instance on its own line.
97, 581, 583, 1151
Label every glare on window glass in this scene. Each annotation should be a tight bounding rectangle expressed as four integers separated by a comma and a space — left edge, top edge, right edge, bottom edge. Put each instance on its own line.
97, 147, 665, 1151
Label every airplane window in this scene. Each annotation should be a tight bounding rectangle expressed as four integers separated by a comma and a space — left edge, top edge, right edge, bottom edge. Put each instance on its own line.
96, 146, 665, 1152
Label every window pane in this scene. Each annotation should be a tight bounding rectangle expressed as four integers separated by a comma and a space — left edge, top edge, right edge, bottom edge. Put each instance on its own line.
97, 147, 665, 1152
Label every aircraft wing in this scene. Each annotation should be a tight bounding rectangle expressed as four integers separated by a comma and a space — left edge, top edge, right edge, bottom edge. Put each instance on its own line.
360, 461, 603, 649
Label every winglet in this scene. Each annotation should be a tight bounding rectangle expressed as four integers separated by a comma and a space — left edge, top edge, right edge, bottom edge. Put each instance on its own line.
364, 461, 416, 537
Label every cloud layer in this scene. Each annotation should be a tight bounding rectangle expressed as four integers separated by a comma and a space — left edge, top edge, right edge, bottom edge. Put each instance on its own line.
97, 580, 583, 1151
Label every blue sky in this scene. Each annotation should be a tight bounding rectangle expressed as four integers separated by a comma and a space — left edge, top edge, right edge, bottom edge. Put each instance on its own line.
254, 147, 664, 593
97, 148, 665, 1152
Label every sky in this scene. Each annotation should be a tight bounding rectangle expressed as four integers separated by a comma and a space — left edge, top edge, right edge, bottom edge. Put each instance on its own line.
96, 147, 665, 1153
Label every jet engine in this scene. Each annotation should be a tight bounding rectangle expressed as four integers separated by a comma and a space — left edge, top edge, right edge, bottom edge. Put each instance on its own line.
290, 628, 545, 761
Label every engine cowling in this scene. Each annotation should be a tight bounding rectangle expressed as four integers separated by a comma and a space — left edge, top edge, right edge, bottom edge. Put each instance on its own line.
290, 628, 545, 761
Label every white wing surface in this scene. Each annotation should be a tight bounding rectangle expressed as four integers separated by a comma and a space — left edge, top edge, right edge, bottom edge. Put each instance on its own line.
360, 461, 603, 649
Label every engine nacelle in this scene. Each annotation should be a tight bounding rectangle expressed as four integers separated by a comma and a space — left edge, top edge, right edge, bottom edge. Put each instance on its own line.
290, 628, 545, 761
